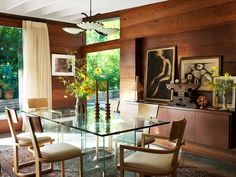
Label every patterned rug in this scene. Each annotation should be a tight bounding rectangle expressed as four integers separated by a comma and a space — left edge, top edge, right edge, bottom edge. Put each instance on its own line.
0, 145, 225, 177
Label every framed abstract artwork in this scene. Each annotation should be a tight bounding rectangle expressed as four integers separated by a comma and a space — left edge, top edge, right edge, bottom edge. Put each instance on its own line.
51, 54, 75, 76
180, 56, 221, 91
144, 46, 176, 102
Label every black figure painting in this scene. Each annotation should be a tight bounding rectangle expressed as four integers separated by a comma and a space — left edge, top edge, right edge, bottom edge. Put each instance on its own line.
145, 46, 176, 102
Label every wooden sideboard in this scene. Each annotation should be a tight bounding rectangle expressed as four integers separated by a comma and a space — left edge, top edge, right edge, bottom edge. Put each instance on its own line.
121, 101, 236, 150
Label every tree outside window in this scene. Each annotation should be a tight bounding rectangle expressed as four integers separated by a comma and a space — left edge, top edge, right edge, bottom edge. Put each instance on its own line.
0, 26, 22, 99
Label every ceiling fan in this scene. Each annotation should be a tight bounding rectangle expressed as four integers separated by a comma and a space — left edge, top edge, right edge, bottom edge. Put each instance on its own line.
63, 0, 119, 36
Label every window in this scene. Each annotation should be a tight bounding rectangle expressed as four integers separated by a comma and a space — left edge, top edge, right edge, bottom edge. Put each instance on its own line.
0, 26, 22, 112
87, 49, 120, 104
86, 18, 120, 45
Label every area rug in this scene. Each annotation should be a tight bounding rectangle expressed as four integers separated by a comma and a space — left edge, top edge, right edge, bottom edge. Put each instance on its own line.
0, 145, 225, 177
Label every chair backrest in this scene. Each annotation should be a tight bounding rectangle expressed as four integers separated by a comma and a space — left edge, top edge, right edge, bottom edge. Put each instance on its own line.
168, 118, 187, 168
138, 103, 159, 118
5, 107, 20, 143
26, 115, 43, 158
169, 118, 187, 146
28, 98, 48, 109
138, 104, 159, 133
110, 99, 120, 113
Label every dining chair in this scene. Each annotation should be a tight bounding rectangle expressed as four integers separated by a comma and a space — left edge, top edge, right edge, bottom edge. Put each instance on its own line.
113, 104, 159, 164
120, 118, 187, 177
27, 98, 62, 117
5, 106, 54, 177
115, 104, 159, 147
110, 99, 120, 113
26, 114, 83, 177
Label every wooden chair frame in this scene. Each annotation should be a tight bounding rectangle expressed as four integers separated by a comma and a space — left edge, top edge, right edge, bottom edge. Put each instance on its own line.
27, 115, 83, 177
5, 107, 54, 177
27, 98, 62, 117
120, 119, 187, 177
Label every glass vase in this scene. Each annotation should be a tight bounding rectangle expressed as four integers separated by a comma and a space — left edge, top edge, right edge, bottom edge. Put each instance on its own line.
221, 91, 229, 111
75, 97, 87, 116
213, 91, 220, 109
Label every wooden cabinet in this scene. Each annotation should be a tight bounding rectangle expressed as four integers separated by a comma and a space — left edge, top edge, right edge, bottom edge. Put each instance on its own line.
158, 106, 235, 149
167, 109, 196, 142
195, 112, 229, 149
121, 101, 236, 149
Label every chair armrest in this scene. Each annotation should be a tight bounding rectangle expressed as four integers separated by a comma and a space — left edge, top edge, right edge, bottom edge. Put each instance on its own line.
141, 133, 170, 147
119, 144, 178, 170
50, 110, 62, 117
120, 144, 178, 154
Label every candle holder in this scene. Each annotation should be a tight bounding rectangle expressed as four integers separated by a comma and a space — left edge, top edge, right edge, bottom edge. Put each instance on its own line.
105, 80, 111, 120
95, 80, 100, 121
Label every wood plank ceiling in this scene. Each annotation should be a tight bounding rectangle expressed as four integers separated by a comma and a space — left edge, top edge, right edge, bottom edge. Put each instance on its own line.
0, 0, 166, 23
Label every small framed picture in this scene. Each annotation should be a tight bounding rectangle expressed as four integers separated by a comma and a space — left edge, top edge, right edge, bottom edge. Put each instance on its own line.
180, 56, 221, 91
213, 76, 236, 110
51, 54, 75, 76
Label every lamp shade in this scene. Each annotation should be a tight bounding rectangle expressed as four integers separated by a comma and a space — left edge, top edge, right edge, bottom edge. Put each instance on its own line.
77, 21, 103, 30
98, 27, 119, 35
62, 27, 84, 34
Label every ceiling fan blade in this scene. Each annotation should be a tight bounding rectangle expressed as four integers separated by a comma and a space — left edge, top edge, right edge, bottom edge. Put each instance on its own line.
95, 29, 108, 36
94, 13, 101, 17
81, 12, 89, 18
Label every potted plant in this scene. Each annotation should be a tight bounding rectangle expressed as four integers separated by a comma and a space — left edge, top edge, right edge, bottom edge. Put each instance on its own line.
2, 83, 14, 100
0, 63, 18, 100
209, 71, 236, 110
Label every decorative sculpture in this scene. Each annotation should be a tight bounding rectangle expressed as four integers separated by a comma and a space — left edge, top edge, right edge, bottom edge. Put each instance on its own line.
197, 95, 208, 109
166, 82, 199, 108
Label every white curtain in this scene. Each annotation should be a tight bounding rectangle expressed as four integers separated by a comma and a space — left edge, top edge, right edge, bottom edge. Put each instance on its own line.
22, 21, 52, 110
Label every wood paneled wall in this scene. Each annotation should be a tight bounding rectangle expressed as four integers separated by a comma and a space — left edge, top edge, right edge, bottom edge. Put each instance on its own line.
119, 0, 236, 102
0, 14, 82, 108
1, 0, 236, 107
48, 23, 83, 108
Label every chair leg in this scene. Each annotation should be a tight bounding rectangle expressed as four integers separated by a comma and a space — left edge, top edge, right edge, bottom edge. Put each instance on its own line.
35, 160, 42, 177
61, 161, 65, 177
171, 169, 177, 177
13, 146, 19, 174
114, 142, 118, 165
120, 169, 124, 177
79, 155, 83, 177
96, 136, 99, 159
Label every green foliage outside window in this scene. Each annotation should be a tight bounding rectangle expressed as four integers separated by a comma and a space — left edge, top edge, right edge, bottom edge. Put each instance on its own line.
86, 18, 120, 45
0, 26, 22, 98
87, 49, 120, 91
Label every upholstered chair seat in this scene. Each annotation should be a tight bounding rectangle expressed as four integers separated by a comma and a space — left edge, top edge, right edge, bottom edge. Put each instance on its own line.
17, 132, 52, 146
39, 143, 82, 160
120, 119, 187, 177
124, 151, 174, 173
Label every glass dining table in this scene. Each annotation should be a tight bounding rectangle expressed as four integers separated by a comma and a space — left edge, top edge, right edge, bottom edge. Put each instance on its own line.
22, 107, 169, 177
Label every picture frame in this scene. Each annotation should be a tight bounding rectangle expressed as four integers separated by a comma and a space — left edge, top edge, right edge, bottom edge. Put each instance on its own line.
51, 54, 75, 76
144, 46, 176, 102
212, 76, 236, 110
180, 56, 221, 91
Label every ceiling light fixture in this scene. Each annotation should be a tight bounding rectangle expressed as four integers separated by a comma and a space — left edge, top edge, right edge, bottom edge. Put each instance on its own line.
62, 0, 119, 36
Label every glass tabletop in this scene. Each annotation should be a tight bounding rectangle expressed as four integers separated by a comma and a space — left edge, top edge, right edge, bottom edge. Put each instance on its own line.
22, 108, 169, 137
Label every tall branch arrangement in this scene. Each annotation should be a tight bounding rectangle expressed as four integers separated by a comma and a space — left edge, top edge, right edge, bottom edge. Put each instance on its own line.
58, 56, 96, 99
